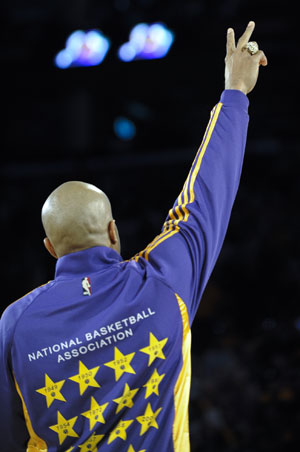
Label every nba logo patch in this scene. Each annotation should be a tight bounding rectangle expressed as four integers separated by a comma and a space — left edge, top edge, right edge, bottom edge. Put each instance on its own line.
82, 277, 92, 296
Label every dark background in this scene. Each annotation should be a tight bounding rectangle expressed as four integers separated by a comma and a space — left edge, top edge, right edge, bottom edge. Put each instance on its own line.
1, 0, 300, 450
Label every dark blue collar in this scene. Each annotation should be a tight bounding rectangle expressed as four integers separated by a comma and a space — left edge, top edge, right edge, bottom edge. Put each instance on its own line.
55, 246, 123, 279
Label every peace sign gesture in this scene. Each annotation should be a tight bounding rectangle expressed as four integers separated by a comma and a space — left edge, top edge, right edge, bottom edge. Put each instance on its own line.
225, 21, 268, 95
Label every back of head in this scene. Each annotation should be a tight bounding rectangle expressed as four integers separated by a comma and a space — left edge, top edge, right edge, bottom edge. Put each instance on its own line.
42, 181, 117, 258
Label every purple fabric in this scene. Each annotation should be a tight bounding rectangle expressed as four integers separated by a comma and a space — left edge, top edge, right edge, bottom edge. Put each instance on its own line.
0, 90, 249, 451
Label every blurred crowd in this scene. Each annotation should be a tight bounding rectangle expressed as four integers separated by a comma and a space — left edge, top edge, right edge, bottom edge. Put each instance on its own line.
189, 313, 300, 451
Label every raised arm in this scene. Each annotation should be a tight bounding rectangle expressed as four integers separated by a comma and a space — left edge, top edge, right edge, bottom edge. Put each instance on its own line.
132, 21, 267, 323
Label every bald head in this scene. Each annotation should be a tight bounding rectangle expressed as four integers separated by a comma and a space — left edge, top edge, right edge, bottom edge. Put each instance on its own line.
42, 181, 120, 258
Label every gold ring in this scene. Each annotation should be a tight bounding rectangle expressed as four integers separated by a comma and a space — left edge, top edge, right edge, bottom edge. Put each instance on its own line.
246, 41, 259, 55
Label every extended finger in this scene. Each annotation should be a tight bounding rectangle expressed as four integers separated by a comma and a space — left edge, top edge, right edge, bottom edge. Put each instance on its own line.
237, 21, 255, 49
226, 27, 236, 57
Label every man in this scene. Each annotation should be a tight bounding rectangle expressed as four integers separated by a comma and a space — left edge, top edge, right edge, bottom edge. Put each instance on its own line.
0, 21, 267, 452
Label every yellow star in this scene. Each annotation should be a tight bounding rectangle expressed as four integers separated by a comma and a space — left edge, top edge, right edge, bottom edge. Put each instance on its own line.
143, 368, 165, 399
104, 347, 136, 381
78, 432, 104, 451
69, 360, 100, 395
36, 374, 66, 408
113, 383, 139, 413
49, 411, 78, 445
136, 403, 162, 436
139, 332, 168, 366
127, 445, 146, 452
107, 419, 134, 444
81, 396, 109, 430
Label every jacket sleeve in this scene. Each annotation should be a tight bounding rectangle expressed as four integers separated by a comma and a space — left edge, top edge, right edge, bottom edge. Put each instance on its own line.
132, 90, 250, 324
0, 306, 29, 451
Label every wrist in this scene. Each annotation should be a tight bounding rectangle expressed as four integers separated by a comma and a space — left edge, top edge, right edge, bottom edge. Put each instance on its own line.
220, 89, 250, 111
225, 81, 248, 95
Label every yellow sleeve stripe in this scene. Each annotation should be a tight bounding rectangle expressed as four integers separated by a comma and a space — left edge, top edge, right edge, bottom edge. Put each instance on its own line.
178, 103, 221, 210
173, 104, 217, 215
132, 102, 223, 262
14, 375, 48, 451
172, 293, 191, 452
132, 223, 179, 263
168, 103, 222, 225
188, 102, 223, 204
144, 229, 179, 260
179, 104, 218, 209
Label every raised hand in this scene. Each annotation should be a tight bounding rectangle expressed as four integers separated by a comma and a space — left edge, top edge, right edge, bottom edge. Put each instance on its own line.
225, 21, 268, 95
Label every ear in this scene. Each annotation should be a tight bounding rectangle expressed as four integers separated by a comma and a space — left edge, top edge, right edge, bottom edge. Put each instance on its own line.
108, 220, 118, 245
43, 237, 58, 259
108, 220, 121, 254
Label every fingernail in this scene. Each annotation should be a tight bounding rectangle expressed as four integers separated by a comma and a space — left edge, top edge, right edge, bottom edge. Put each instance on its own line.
227, 28, 233, 33
248, 21, 255, 26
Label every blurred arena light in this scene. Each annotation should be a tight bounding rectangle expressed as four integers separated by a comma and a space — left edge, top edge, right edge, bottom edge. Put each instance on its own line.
55, 29, 110, 69
118, 22, 174, 62
113, 117, 136, 141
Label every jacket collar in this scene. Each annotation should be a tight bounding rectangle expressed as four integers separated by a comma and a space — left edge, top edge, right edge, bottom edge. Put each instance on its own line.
55, 246, 123, 279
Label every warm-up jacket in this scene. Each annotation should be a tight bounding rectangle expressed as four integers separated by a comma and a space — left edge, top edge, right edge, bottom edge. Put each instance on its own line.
0, 89, 249, 452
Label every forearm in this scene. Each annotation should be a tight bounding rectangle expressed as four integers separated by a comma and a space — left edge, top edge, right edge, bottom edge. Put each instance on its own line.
187, 89, 249, 278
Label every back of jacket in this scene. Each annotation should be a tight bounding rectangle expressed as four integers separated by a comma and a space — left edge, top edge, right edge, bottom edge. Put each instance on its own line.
0, 89, 250, 452
5, 248, 190, 452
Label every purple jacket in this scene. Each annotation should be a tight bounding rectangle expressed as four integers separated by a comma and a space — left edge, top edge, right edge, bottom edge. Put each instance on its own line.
0, 90, 249, 452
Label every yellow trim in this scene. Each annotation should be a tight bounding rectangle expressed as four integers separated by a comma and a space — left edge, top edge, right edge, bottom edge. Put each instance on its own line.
136, 225, 174, 260
180, 104, 218, 208
14, 376, 48, 452
132, 102, 223, 261
173, 294, 191, 452
144, 229, 179, 260
169, 102, 223, 227
189, 102, 223, 204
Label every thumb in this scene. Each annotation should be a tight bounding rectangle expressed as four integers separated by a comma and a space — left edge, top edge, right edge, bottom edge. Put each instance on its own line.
254, 50, 268, 67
